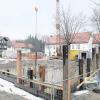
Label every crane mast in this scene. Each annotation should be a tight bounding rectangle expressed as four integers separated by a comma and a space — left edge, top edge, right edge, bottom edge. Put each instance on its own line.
56, 0, 61, 56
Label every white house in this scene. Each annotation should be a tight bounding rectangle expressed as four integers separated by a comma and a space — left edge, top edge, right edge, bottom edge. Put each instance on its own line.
45, 35, 64, 57
45, 32, 93, 60
92, 33, 100, 53
69, 32, 93, 60
2, 41, 33, 58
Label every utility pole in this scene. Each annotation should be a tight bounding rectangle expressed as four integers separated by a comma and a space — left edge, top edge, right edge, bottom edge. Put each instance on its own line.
34, 7, 38, 79
63, 45, 71, 100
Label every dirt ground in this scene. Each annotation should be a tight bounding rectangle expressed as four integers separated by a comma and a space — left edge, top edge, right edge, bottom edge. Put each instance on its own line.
72, 91, 100, 100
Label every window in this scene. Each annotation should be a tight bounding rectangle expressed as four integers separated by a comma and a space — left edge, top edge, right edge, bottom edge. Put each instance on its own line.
3, 40, 5, 43
4, 46, 7, 48
77, 44, 80, 49
1, 40, 4, 43
71, 44, 74, 49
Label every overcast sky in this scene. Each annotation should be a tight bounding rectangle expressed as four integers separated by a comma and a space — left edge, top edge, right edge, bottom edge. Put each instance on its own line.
0, 0, 97, 40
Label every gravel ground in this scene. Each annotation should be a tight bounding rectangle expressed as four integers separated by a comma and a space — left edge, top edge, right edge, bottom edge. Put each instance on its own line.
72, 92, 100, 100
0, 59, 100, 100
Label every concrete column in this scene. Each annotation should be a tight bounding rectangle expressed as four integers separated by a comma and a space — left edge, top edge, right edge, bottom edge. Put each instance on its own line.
39, 65, 45, 91
98, 47, 100, 68
79, 59, 84, 90
87, 58, 91, 77
41, 66, 45, 82
16, 50, 22, 84
92, 48, 96, 71
42, 66, 45, 91
97, 47, 100, 85
96, 54, 99, 69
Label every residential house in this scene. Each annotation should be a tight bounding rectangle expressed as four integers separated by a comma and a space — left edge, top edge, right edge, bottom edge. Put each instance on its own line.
11, 41, 33, 53
0, 36, 10, 57
70, 32, 92, 60
93, 33, 100, 53
45, 35, 64, 57
45, 32, 92, 60
0, 36, 9, 50
2, 41, 33, 58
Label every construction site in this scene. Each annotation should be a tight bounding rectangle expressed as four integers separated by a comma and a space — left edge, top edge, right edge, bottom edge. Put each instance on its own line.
0, 0, 100, 100
0, 45, 100, 100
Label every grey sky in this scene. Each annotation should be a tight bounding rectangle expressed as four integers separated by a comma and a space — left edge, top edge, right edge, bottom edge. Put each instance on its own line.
0, 0, 96, 40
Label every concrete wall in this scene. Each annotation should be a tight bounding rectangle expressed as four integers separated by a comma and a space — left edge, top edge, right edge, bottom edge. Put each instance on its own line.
45, 67, 63, 86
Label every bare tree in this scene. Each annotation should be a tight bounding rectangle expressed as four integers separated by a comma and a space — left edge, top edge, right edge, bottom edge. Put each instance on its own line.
90, 0, 100, 6
60, 10, 86, 100
90, 0, 100, 32
61, 10, 86, 45
91, 8, 100, 32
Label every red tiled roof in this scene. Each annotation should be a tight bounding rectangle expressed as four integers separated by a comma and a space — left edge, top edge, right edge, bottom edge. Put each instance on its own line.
46, 32, 91, 45
46, 35, 64, 45
72, 32, 91, 44
93, 33, 100, 44
12, 41, 33, 48
27, 44, 33, 48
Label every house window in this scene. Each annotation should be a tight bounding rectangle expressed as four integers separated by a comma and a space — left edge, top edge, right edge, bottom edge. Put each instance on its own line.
71, 44, 74, 49
77, 44, 80, 49
2, 45, 4, 48
3, 40, 5, 43
4, 46, 7, 48
1, 40, 3, 43
54, 45, 55, 50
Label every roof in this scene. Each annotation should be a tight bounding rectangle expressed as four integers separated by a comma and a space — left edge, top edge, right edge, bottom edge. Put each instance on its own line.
93, 33, 100, 44
46, 32, 91, 45
12, 41, 33, 49
72, 32, 91, 44
46, 35, 64, 45
0, 36, 9, 41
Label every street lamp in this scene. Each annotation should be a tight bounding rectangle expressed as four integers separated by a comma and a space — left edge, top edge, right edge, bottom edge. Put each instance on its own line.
35, 7, 38, 38
34, 7, 38, 79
